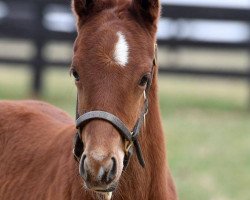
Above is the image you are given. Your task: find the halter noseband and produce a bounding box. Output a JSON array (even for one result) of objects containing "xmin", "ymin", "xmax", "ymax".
[{"xmin": 73, "ymin": 44, "xmax": 157, "ymax": 169}]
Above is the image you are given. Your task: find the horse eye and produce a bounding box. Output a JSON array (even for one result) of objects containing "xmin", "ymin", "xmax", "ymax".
[
  {"xmin": 71, "ymin": 69, "xmax": 80, "ymax": 81},
  {"xmin": 139, "ymin": 74, "xmax": 150, "ymax": 87}
]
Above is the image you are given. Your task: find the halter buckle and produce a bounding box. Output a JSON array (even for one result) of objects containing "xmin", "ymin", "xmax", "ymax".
[{"xmin": 124, "ymin": 132, "xmax": 133, "ymax": 155}]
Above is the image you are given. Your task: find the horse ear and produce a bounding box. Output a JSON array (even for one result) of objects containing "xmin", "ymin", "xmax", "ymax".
[
  {"xmin": 131, "ymin": 0, "xmax": 160, "ymax": 25},
  {"xmin": 72, "ymin": 0, "xmax": 116, "ymax": 20},
  {"xmin": 72, "ymin": 0, "xmax": 94, "ymax": 18}
]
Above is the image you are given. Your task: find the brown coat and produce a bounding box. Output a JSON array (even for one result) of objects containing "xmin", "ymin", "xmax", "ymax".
[{"xmin": 0, "ymin": 0, "xmax": 177, "ymax": 199}]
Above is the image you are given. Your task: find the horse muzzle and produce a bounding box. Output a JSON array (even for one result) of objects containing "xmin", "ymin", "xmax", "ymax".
[{"xmin": 79, "ymin": 153, "xmax": 118, "ymax": 191}]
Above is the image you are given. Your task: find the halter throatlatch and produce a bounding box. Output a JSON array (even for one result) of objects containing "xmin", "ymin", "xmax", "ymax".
[{"xmin": 73, "ymin": 44, "xmax": 157, "ymax": 169}]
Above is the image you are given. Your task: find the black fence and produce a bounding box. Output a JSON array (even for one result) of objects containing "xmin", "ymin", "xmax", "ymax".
[
  {"xmin": 0, "ymin": 0, "xmax": 75, "ymax": 93},
  {"xmin": 0, "ymin": 1, "xmax": 250, "ymax": 96},
  {"xmin": 159, "ymin": 4, "xmax": 250, "ymax": 80}
]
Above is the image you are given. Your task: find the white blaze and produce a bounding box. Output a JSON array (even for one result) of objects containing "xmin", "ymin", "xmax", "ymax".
[{"xmin": 114, "ymin": 31, "xmax": 129, "ymax": 66}]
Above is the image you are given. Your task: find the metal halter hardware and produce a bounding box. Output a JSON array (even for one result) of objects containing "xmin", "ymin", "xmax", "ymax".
[{"xmin": 73, "ymin": 44, "xmax": 157, "ymax": 169}]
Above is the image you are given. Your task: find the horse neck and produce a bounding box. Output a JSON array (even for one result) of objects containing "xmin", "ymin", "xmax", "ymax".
[
  {"xmin": 146, "ymin": 69, "xmax": 164, "ymax": 138},
  {"xmin": 120, "ymin": 70, "xmax": 176, "ymax": 199},
  {"xmin": 146, "ymin": 68, "xmax": 169, "ymax": 178}
]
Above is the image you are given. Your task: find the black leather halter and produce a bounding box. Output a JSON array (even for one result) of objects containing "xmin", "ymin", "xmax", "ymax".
[{"xmin": 73, "ymin": 44, "xmax": 157, "ymax": 169}]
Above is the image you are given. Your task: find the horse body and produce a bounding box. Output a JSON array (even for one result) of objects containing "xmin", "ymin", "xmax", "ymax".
[
  {"xmin": 0, "ymin": 93, "xmax": 176, "ymax": 199},
  {"xmin": 0, "ymin": 0, "xmax": 177, "ymax": 199},
  {"xmin": 0, "ymin": 101, "xmax": 80, "ymax": 199}
]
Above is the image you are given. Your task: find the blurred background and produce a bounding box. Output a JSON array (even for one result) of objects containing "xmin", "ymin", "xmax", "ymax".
[{"xmin": 1, "ymin": 0, "xmax": 250, "ymax": 199}]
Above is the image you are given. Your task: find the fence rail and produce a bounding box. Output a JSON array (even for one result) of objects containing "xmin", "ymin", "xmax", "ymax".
[
  {"xmin": 162, "ymin": 5, "xmax": 250, "ymax": 21},
  {"xmin": 0, "ymin": 1, "xmax": 250, "ymax": 97}
]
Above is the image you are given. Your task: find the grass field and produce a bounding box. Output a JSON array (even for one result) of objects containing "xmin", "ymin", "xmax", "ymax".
[{"xmin": 1, "ymin": 66, "xmax": 250, "ymax": 200}]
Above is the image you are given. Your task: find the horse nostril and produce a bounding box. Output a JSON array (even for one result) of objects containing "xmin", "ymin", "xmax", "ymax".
[
  {"xmin": 80, "ymin": 154, "xmax": 117, "ymax": 186},
  {"xmin": 106, "ymin": 157, "xmax": 117, "ymax": 184},
  {"xmin": 79, "ymin": 154, "xmax": 88, "ymax": 181}
]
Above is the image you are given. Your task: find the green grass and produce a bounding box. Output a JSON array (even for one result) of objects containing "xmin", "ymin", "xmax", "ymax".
[
  {"xmin": 1, "ymin": 66, "xmax": 250, "ymax": 200},
  {"xmin": 159, "ymin": 77, "xmax": 250, "ymax": 200}
]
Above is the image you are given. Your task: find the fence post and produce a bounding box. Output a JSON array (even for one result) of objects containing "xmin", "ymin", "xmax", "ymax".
[
  {"xmin": 32, "ymin": 1, "xmax": 46, "ymax": 96},
  {"xmin": 32, "ymin": 40, "xmax": 44, "ymax": 96},
  {"xmin": 248, "ymin": 15, "xmax": 250, "ymax": 110},
  {"xmin": 248, "ymin": 63, "xmax": 250, "ymax": 110}
]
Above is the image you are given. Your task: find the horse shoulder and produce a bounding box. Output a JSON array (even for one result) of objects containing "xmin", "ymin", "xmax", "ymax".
[
  {"xmin": 0, "ymin": 100, "xmax": 84, "ymax": 200},
  {"xmin": 19, "ymin": 100, "xmax": 73, "ymax": 124},
  {"xmin": 0, "ymin": 99, "xmax": 75, "ymax": 150}
]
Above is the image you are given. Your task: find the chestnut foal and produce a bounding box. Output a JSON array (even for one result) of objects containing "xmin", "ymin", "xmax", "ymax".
[{"xmin": 0, "ymin": 0, "xmax": 177, "ymax": 199}]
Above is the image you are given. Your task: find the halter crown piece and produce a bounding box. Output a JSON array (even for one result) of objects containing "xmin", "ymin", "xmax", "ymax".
[{"xmin": 73, "ymin": 44, "xmax": 158, "ymax": 169}]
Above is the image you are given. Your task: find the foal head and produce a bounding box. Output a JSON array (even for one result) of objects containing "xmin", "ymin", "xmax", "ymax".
[{"xmin": 71, "ymin": 0, "xmax": 160, "ymax": 193}]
